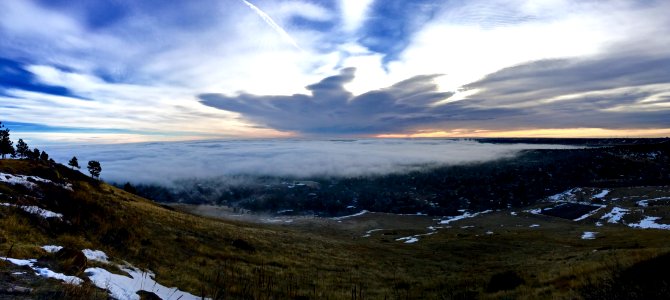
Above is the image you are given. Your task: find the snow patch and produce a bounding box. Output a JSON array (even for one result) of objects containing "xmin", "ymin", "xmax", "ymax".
[
  {"xmin": 601, "ymin": 207, "xmax": 629, "ymax": 224},
  {"xmin": 636, "ymin": 197, "xmax": 670, "ymax": 207},
  {"xmin": 439, "ymin": 210, "xmax": 492, "ymax": 224},
  {"xmin": 82, "ymin": 249, "xmax": 109, "ymax": 263},
  {"xmin": 21, "ymin": 206, "xmax": 63, "ymax": 219},
  {"xmin": 0, "ymin": 172, "xmax": 73, "ymax": 191},
  {"xmin": 529, "ymin": 224, "xmax": 540, "ymax": 228},
  {"xmin": 395, "ymin": 231, "xmax": 437, "ymax": 244},
  {"xmin": 526, "ymin": 208, "xmax": 542, "ymax": 215},
  {"xmin": 0, "ymin": 202, "xmax": 63, "ymax": 220},
  {"xmin": 581, "ymin": 232, "xmax": 597, "ymax": 240},
  {"xmin": 86, "ymin": 266, "xmax": 204, "ymax": 300},
  {"xmin": 1, "ymin": 257, "xmax": 83, "ymax": 285},
  {"xmin": 593, "ymin": 190, "xmax": 610, "ymax": 199},
  {"xmin": 395, "ymin": 237, "xmax": 419, "ymax": 244},
  {"xmin": 547, "ymin": 188, "xmax": 580, "ymax": 202},
  {"xmin": 41, "ymin": 245, "xmax": 63, "ymax": 253},
  {"xmin": 332, "ymin": 210, "xmax": 369, "ymax": 220},
  {"xmin": 573, "ymin": 205, "xmax": 607, "ymax": 221},
  {"xmin": 362, "ymin": 228, "xmax": 384, "ymax": 238},
  {"xmin": 628, "ymin": 216, "xmax": 670, "ymax": 230}
]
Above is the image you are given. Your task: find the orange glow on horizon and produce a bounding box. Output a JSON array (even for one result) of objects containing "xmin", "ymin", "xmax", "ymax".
[{"xmin": 375, "ymin": 128, "xmax": 670, "ymax": 139}]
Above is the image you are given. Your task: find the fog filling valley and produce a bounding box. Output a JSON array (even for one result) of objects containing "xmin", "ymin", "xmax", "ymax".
[{"xmin": 44, "ymin": 139, "xmax": 576, "ymax": 185}]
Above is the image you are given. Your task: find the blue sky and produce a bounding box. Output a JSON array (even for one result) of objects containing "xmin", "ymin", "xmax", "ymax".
[{"xmin": 1, "ymin": 0, "xmax": 669, "ymax": 143}]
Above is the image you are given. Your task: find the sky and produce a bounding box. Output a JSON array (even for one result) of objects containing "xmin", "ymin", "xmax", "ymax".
[{"xmin": 1, "ymin": 0, "xmax": 670, "ymax": 144}]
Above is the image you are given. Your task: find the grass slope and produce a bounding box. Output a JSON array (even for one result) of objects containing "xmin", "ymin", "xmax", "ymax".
[{"xmin": 1, "ymin": 159, "xmax": 670, "ymax": 299}]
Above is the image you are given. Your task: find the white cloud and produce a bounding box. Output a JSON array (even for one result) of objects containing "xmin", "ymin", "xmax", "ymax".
[
  {"xmin": 339, "ymin": 0, "xmax": 374, "ymax": 32},
  {"xmin": 44, "ymin": 139, "xmax": 577, "ymax": 184}
]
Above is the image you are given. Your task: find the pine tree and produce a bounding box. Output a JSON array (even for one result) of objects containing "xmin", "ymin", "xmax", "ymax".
[
  {"xmin": 68, "ymin": 156, "xmax": 80, "ymax": 170},
  {"xmin": 16, "ymin": 139, "xmax": 29, "ymax": 158},
  {"xmin": 87, "ymin": 160, "xmax": 102, "ymax": 179},
  {"xmin": 0, "ymin": 122, "xmax": 14, "ymax": 159},
  {"xmin": 40, "ymin": 151, "xmax": 49, "ymax": 161},
  {"xmin": 30, "ymin": 148, "xmax": 40, "ymax": 160}
]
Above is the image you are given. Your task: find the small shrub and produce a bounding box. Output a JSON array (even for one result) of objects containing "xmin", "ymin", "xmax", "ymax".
[{"xmin": 486, "ymin": 270, "xmax": 525, "ymax": 293}]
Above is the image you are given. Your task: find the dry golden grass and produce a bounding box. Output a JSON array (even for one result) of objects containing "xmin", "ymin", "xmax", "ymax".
[{"xmin": 2, "ymin": 159, "xmax": 670, "ymax": 299}]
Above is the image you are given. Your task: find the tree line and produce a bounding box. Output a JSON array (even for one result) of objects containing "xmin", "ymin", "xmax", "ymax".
[{"xmin": 0, "ymin": 122, "xmax": 102, "ymax": 179}]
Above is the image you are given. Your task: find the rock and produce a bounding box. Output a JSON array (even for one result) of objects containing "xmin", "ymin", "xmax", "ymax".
[{"xmin": 137, "ymin": 290, "xmax": 162, "ymax": 300}]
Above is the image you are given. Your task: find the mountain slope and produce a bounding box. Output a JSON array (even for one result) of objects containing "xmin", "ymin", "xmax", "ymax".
[{"xmin": 2, "ymin": 158, "xmax": 670, "ymax": 299}]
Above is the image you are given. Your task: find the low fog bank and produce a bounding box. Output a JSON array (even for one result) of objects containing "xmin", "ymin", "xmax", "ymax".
[{"xmin": 44, "ymin": 139, "xmax": 577, "ymax": 184}]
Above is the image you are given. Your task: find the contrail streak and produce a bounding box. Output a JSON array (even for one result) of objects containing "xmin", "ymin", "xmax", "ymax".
[{"xmin": 241, "ymin": 0, "xmax": 302, "ymax": 50}]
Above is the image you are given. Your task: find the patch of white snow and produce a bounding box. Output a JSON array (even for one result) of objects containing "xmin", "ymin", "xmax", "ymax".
[
  {"xmin": 41, "ymin": 245, "xmax": 63, "ymax": 253},
  {"xmin": 593, "ymin": 190, "xmax": 610, "ymax": 199},
  {"xmin": 628, "ymin": 216, "xmax": 670, "ymax": 230},
  {"xmin": 0, "ymin": 203, "xmax": 63, "ymax": 220},
  {"xmin": 1, "ymin": 256, "xmax": 83, "ymax": 285},
  {"xmin": 85, "ymin": 266, "xmax": 205, "ymax": 300},
  {"xmin": 573, "ymin": 205, "xmax": 607, "ymax": 221},
  {"xmin": 82, "ymin": 249, "xmax": 109, "ymax": 263},
  {"xmin": 581, "ymin": 232, "xmax": 597, "ymax": 240},
  {"xmin": 332, "ymin": 210, "xmax": 369, "ymax": 220},
  {"xmin": 600, "ymin": 207, "xmax": 629, "ymax": 224},
  {"xmin": 439, "ymin": 210, "xmax": 492, "ymax": 224}
]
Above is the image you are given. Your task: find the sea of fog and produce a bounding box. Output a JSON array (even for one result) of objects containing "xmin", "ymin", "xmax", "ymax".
[{"xmin": 44, "ymin": 139, "xmax": 578, "ymax": 184}]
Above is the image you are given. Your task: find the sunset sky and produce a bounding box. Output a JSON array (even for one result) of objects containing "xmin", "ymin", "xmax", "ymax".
[{"xmin": 1, "ymin": 0, "xmax": 669, "ymax": 143}]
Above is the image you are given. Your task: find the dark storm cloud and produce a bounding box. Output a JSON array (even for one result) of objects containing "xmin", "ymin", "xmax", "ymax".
[
  {"xmin": 465, "ymin": 55, "xmax": 670, "ymax": 106},
  {"xmin": 199, "ymin": 68, "xmax": 516, "ymax": 134},
  {"xmin": 459, "ymin": 53, "xmax": 670, "ymax": 129},
  {"xmin": 200, "ymin": 53, "xmax": 670, "ymax": 135}
]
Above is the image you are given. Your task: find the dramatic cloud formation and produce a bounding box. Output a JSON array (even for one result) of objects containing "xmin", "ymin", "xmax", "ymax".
[
  {"xmin": 0, "ymin": 0, "xmax": 669, "ymax": 141},
  {"xmin": 45, "ymin": 139, "xmax": 577, "ymax": 184},
  {"xmin": 199, "ymin": 68, "xmax": 499, "ymax": 134}
]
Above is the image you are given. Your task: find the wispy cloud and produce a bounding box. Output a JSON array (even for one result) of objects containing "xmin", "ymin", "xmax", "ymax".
[{"xmin": 241, "ymin": 0, "xmax": 302, "ymax": 50}]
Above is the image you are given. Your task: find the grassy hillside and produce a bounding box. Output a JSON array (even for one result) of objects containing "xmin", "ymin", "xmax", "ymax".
[{"xmin": 2, "ymin": 158, "xmax": 670, "ymax": 299}]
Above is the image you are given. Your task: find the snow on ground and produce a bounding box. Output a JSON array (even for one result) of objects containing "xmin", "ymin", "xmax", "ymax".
[
  {"xmin": 0, "ymin": 202, "xmax": 63, "ymax": 220},
  {"xmin": 526, "ymin": 208, "xmax": 542, "ymax": 215},
  {"xmin": 41, "ymin": 245, "xmax": 63, "ymax": 253},
  {"xmin": 82, "ymin": 249, "xmax": 109, "ymax": 263},
  {"xmin": 439, "ymin": 210, "xmax": 492, "ymax": 224},
  {"xmin": 601, "ymin": 207, "xmax": 629, "ymax": 224},
  {"xmin": 395, "ymin": 230, "xmax": 438, "ymax": 244},
  {"xmin": 529, "ymin": 224, "xmax": 540, "ymax": 228},
  {"xmin": 593, "ymin": 190, "xmax": 610, "ymax": 199},
  {"xmin": 395, "ymin": 237, "xmax": 419, "ymax": 244},
  {"xmin": 510, "ymin": 211, "xmax": 517, "ymax": 216},
  {"xmin": 628, "ymin": 216, "xmax": 670, "ymax": 230},
  {"xmin": 581, "ymin": 232, "xmax": 598, "ymax": 240},
  {"xmin": 332, "ymin": 210, "xmax": 369, "ymax": 221},
  {"xmin": 0, "ymin": 172, "xmax": 73, "ymax": 191},
  {"xmin": 573, "ymin": 205, "xmax": 607, "ymax": 221},
  {"xmin": 362, "ymin": 229, "xmax": 384, "ymax": 238},
  {"xmin": 86, "ymin": 266, "xmax": 204, "ymax": 300},
  {"xmin": 1, "ymin": 257, "xmax": 83, "ymax": 285},
  {"xmin": 21, "ymin": 206, "xmax": 63, "ymax": 219},
  {"xmin": 547, "ymin": 188, "xmax": 580, "ymax": 202},
  {"xmin": 637, "ymin": 197, "xmax": 670, "ymax": 207}
]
